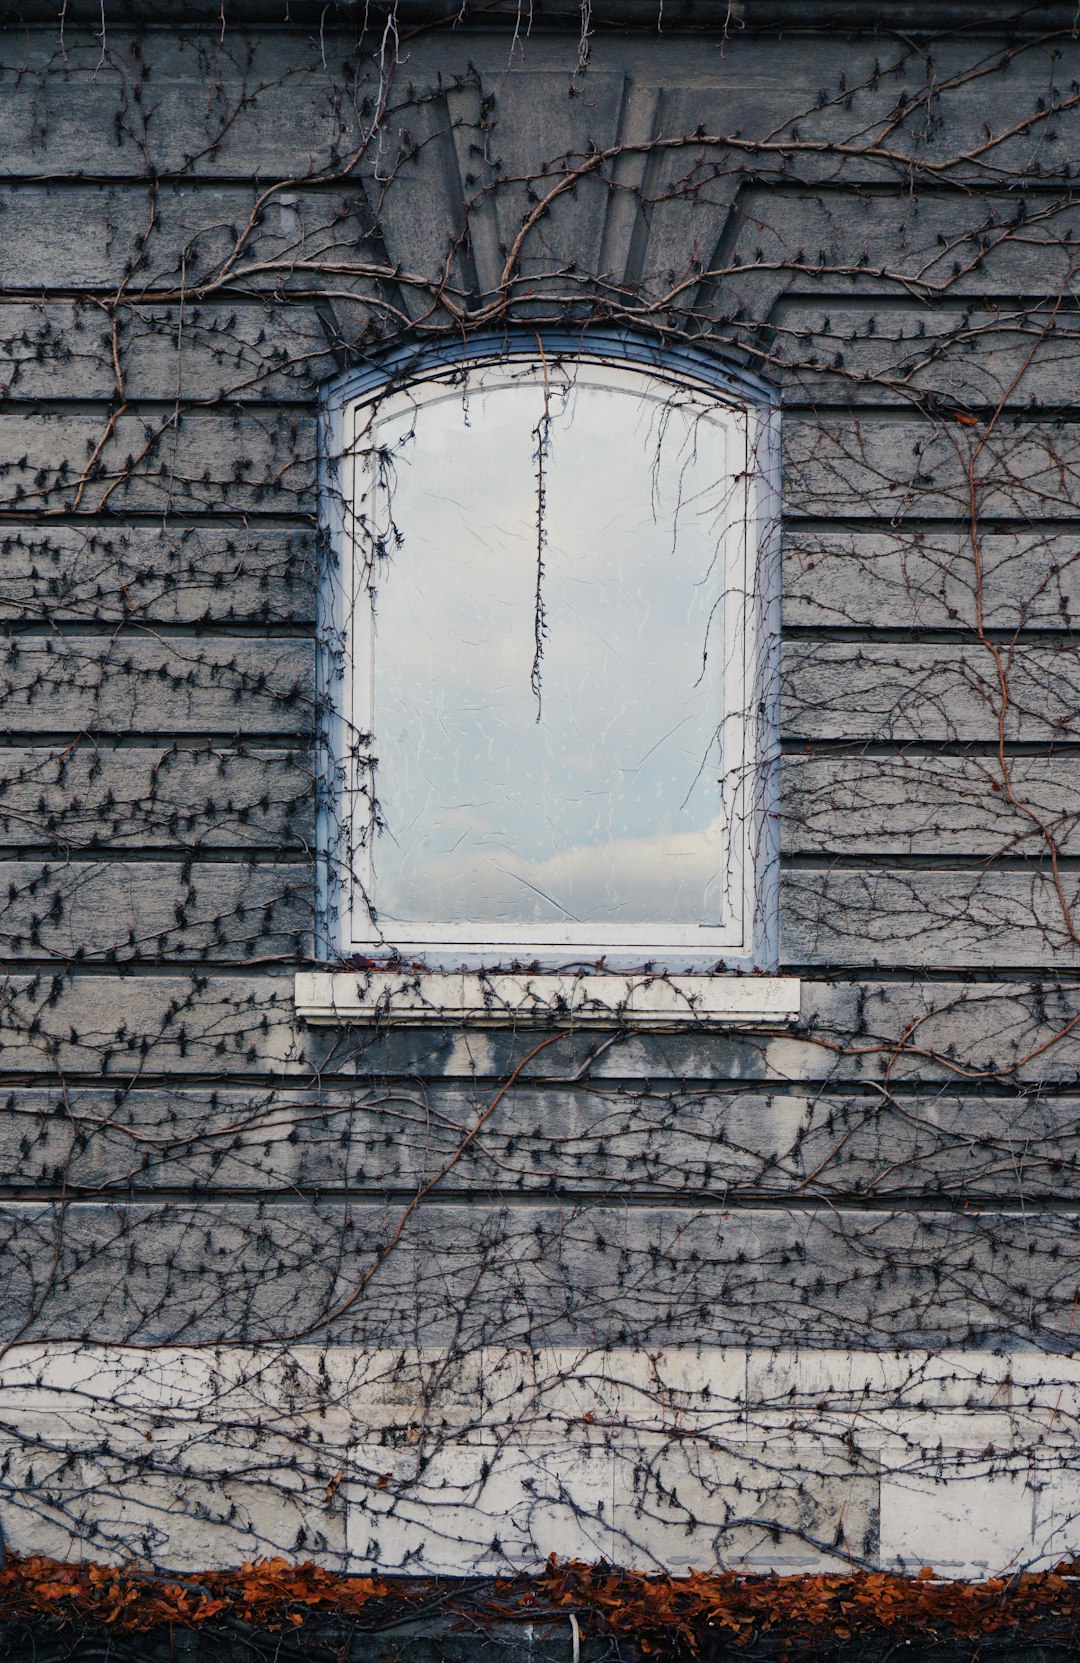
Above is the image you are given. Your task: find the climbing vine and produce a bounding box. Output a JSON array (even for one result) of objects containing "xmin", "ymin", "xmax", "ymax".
[{"xmin": 1, "ymin": 3, "xmax": 1080, "ymax": 1651}]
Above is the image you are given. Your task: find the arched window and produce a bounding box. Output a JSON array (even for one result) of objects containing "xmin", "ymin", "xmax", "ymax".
[{"xmin": 304, "ymin": 334, "xmax": 793, "ymax": 1024}]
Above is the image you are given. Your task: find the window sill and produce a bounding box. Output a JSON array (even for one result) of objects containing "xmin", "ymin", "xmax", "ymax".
[{"xmin": 294, "ymin": 970, "xmax": 801, "ymax": 1028}]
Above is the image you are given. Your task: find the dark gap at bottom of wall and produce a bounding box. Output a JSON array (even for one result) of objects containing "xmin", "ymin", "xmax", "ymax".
[{"xmin": 0, "ymin": 1617, "xmax": 1072, "ymax": 1663}]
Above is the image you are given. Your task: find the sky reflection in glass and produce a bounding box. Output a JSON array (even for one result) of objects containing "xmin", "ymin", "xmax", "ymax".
[{"xmin": 360, "ymin": 363, "xmax": 736, "ymax": 935}]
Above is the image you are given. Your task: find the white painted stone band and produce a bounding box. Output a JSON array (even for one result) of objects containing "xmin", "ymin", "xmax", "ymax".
[{"xmin": 1, "ymin": 1342, "xmax": 1079, "ymax": 1579}]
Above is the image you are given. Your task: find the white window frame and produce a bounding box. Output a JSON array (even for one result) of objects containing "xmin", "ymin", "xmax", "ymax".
[{"xmin": 303, "ymin": 332, "xmax": 796, "ymax": 1027}]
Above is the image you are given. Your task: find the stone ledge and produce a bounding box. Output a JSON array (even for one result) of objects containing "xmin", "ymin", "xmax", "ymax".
[{"xmin": 294, "ymin": 970, "xmax": 802, "ymax": 1028}]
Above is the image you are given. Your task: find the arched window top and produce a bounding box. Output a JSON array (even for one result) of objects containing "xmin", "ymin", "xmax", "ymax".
[
  {"xmin": 324, "ymin": 327, "xmax": 777, "ymax": 424},
  {"xmin": 311, "ymin": 333, "xmax": 788, "ymax": 1015}
]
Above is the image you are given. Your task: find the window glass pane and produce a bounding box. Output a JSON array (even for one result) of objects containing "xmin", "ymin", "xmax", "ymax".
[{"xmin": 357, "ymin": 362, "xmax": 738, "ymax": 937}]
